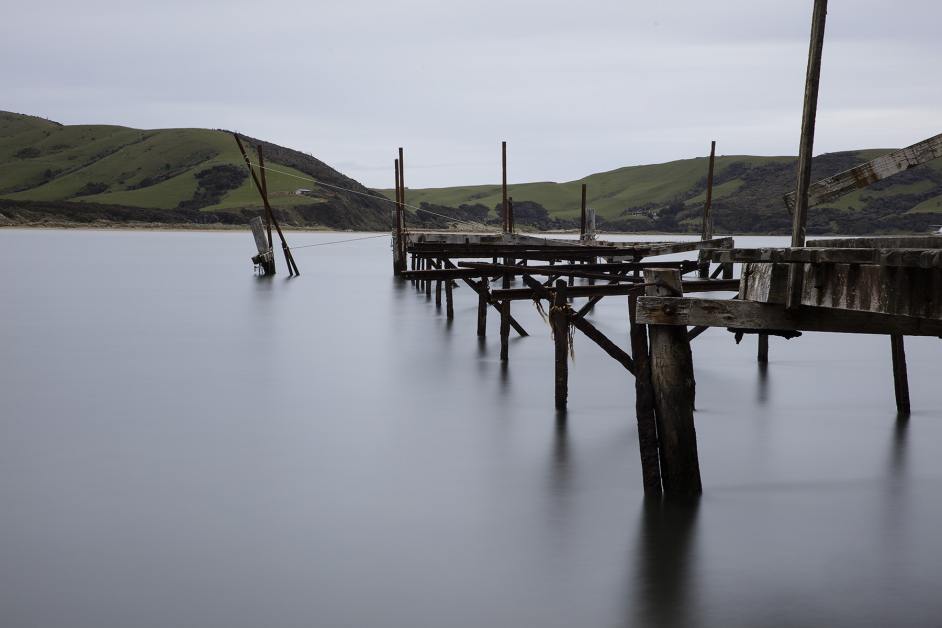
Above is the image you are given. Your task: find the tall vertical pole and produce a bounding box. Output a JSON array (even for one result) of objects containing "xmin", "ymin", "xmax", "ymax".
[
  {"xmin": 394, "ymin": 158, "xmax": 404, "ymax": 274},
  {"xmin": 791, "ymin": 0, "xmax": 828, "ymax": 248},
  {"xmin": 787, "ymin": 0, "xmax": 828, "ymax": 308},
  {"xmin": 698, "ymin": 141, "xmax": 716, "ymax": 278},
  {"xmin": 580, "ymin": 183, "xmax": 588, "ymax": 240},
  {"xmin": 501, "ymin": 141, "xmax": 508, "ymax": 234},
  {"xmin": 398, "ymin": 147, "xmax": 407, "ymax": 272}
]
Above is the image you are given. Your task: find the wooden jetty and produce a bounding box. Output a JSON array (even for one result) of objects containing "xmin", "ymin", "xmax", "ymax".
[{"xmin": 390, "ymin": 0, "xmax": 942, "ymax": 500}]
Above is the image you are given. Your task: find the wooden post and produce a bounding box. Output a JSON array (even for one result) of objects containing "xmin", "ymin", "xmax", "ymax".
[
  {"xmin": 500, "ymin": 300, "xmax": 510, "ymax": 361},
  {"xmin": 477, "ymin": 279, "xmax": 488, "ymax": 336},
  {"xmin": 699, "ymin": 140, "xmax": 716, "ymax": 278},
  {"xmin": 508, "ymin": 196, "xmax": 514, "ymax": 235},
  {"xmin": 393, "ymin": 158, "xmax": 405, "ymax": 275},
  {"xmin": 758, "ymin": 333, "xmax": 769, "ymax": 363},
  {"xmin": 890, "ymin": 334, "xmax": 910, "ymax": 415},
  {"xmin": 501, "ymin": 141, "xmax": 508, "ymax": 233},
  {"xmin": 629, "ymin": 291, "xmax": 663, "ymax": 497},
  {"xmin": 426, "ymin": 260, "xmax": 432, "ymax": 298},
  {"xmin": 398, "ymin": 147, "xmax": 407, "ymax": 274},
  {"xmin": 445, "ymin": 278, "xmax": 454, "ymax": 319},
  {"xmin": 643, "ymin": 268, "xmax": 702, "ymax": 497},
  {"xmin": 551, "ymin": 279, "xmax": 570, "ymax": 409},
  {"xmin": 580, "ymin": 183, "xmax": 587, "ymax": 240},
  {"xmin": 787, "ymin": 0, "xmax": 828, "ymax": 307}
]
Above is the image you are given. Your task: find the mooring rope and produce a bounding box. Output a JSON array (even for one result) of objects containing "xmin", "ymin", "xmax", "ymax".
[
  {"xmin": 246, "ymin": 161, "xmax": 500, "ymax": 233},
  {"xmin": 288, "ymin": 233, "xmax": 389, "ymax": 250}
]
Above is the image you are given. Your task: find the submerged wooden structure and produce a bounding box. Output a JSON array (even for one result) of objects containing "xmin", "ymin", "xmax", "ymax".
[{"xmin": 389, "ymin": 0, "xmax": 942, "ymax": 499}]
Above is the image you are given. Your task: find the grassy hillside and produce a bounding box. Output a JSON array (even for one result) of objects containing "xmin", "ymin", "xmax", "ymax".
[
  {"xmin": 0, "ymin": 111, "xmax": 391, "ymax": 229},
  {"xmin": 4, "ymin": 110, "xmax": 941, "ymax": 234},
  {"xmin": 384, "ymin": 148, "xmax": 942, "ymax": 235}
]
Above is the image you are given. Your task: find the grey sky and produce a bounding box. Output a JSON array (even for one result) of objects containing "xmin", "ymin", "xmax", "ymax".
[{"xmin": 3, "ymin": 0, "xmax": 940, "ymax": 188}]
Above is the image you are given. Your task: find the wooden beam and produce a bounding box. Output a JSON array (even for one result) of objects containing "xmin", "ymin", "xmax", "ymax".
[
  {"xmin": 636, "ymin": 296, "xmax": 942, "ymax": 336},
  {"xmin": 491, "ymin": 279, "xmax": 739, "ymax": 302},
  {"xmin": 785, "ymin": 132, "xmax": 942, "ymax": 212}
]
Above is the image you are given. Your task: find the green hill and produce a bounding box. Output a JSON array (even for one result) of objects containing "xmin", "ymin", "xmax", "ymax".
[
  {"xmin": 3, "ymin": 110, "xmax": 940, "ymax": 234},
  {"xmin": 384, "ymin": 149, "xmax": 942, "ymax": 235},
  {"xmin": 0, "ymin": 111, "xmax": 391, "ymax": 229}
]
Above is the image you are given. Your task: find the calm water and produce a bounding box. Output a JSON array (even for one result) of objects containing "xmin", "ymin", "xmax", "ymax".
[{"xmin": 2, "ymin": 229, "xmax": 942, "ymax": 627}]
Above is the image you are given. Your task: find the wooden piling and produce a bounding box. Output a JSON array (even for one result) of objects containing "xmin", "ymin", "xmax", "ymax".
[
  {"xmin": 758, "ymin": 333, "xmax": 769, "ymax": 363},
  {"xmin": 551, "ymin": 279, "xmax": 570, "ymax": 409},
  {"xmin": 580, "ymin": 183, "xmax": 587, "ymax": 240},
  {"xmin": 501, "ymin": 141, "xmax": 508, "ymax": 233},
  {"xmin": 890, "ymin": 334, "xmax": 910, "ymax": 415},
  {"xmin": 500, "ymin": 300, "xmax": 510, "ymax": 361},
  {"xmin": 445, "ymin": 279, "xmax": 454, "ymax": 319},
  {"xmin": 644, "ymin": 268, "xmax": 702, "ymax": 497},
  {"xmin": 477, "ymin": 280, "xmax": 488, "ymax": 336},
  {"xmin": 629, "ymin": 292, "xmax": 663, "ymax": 497},
  {"xmin": 393, "ymin": 158, "xmax": 405, "ymax": 274},
  {"xmin": 435, "ymin": 280, "xmax": 442, "ymax": 307}
]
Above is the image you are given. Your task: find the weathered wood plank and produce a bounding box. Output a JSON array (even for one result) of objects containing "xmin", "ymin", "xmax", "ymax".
[
  {"xmin": 714, "ymin": 247, "xmax": 942, "ymax": 268},
  {"xmin": 636, "ymin": 296, "xmax": 942, "ymax": 336},
  {"xmin": 740, "ymin": 262, "xmax": 942, "ymax": 319},
  {"xmin": 490, "ymin": 279, "xmax": 739, "ymax": 301},
  {"xmin": 784, "ymin": 132, "xmax": 942, "ymax": 212}
]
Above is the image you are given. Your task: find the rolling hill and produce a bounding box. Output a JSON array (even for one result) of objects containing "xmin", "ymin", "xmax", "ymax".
[
  {"xmin": 0, "ymin": 111, "xmax": 391, "ymax": 229},
  {"xmin": 3, "ymin": 110, "xmax": 941, "ymax": 234}
]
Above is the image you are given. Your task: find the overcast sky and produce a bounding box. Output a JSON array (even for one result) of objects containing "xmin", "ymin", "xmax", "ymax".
[{"xmin": 3, "ymin": 0, "xmax": 940, "ymax": 188}]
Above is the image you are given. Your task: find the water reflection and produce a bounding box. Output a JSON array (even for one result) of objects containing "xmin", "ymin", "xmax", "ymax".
[
  {"xmin": 628, "ymin": 499, "xmax": 700, "ymax": 628},
  {"xmin": 756, "ymin": 361, "xmax": 769, "ymax": 405}
]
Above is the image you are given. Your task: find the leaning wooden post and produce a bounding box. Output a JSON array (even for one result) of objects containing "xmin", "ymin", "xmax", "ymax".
[
  {"xmin": 643, "ymin": 268, "xmax": 702, "ymax": 497},
  {"xmin": 758, "ymin": 333, "xmax": 769, "ymax": 363},
  {"xmin": 551, "ymin": 279, "xmax": 571, "ymax": 409},
  {"xmin": 477, "ymin": 279, "xmax": 488, "ymax": 337},
  {"xmin": 629, "ymin": 290, "xmax": 663, "ymax": 497},
  {"xmin": 787, "ymin": 0, "xmax": 828, "ymax": 307},
  {"xmin": 890, "ymin": 334, "xmax": 911, "ymax": 415},
  {"xmin": 698, "ymin": 140, "xmax": 716, "ymax": 278}
]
